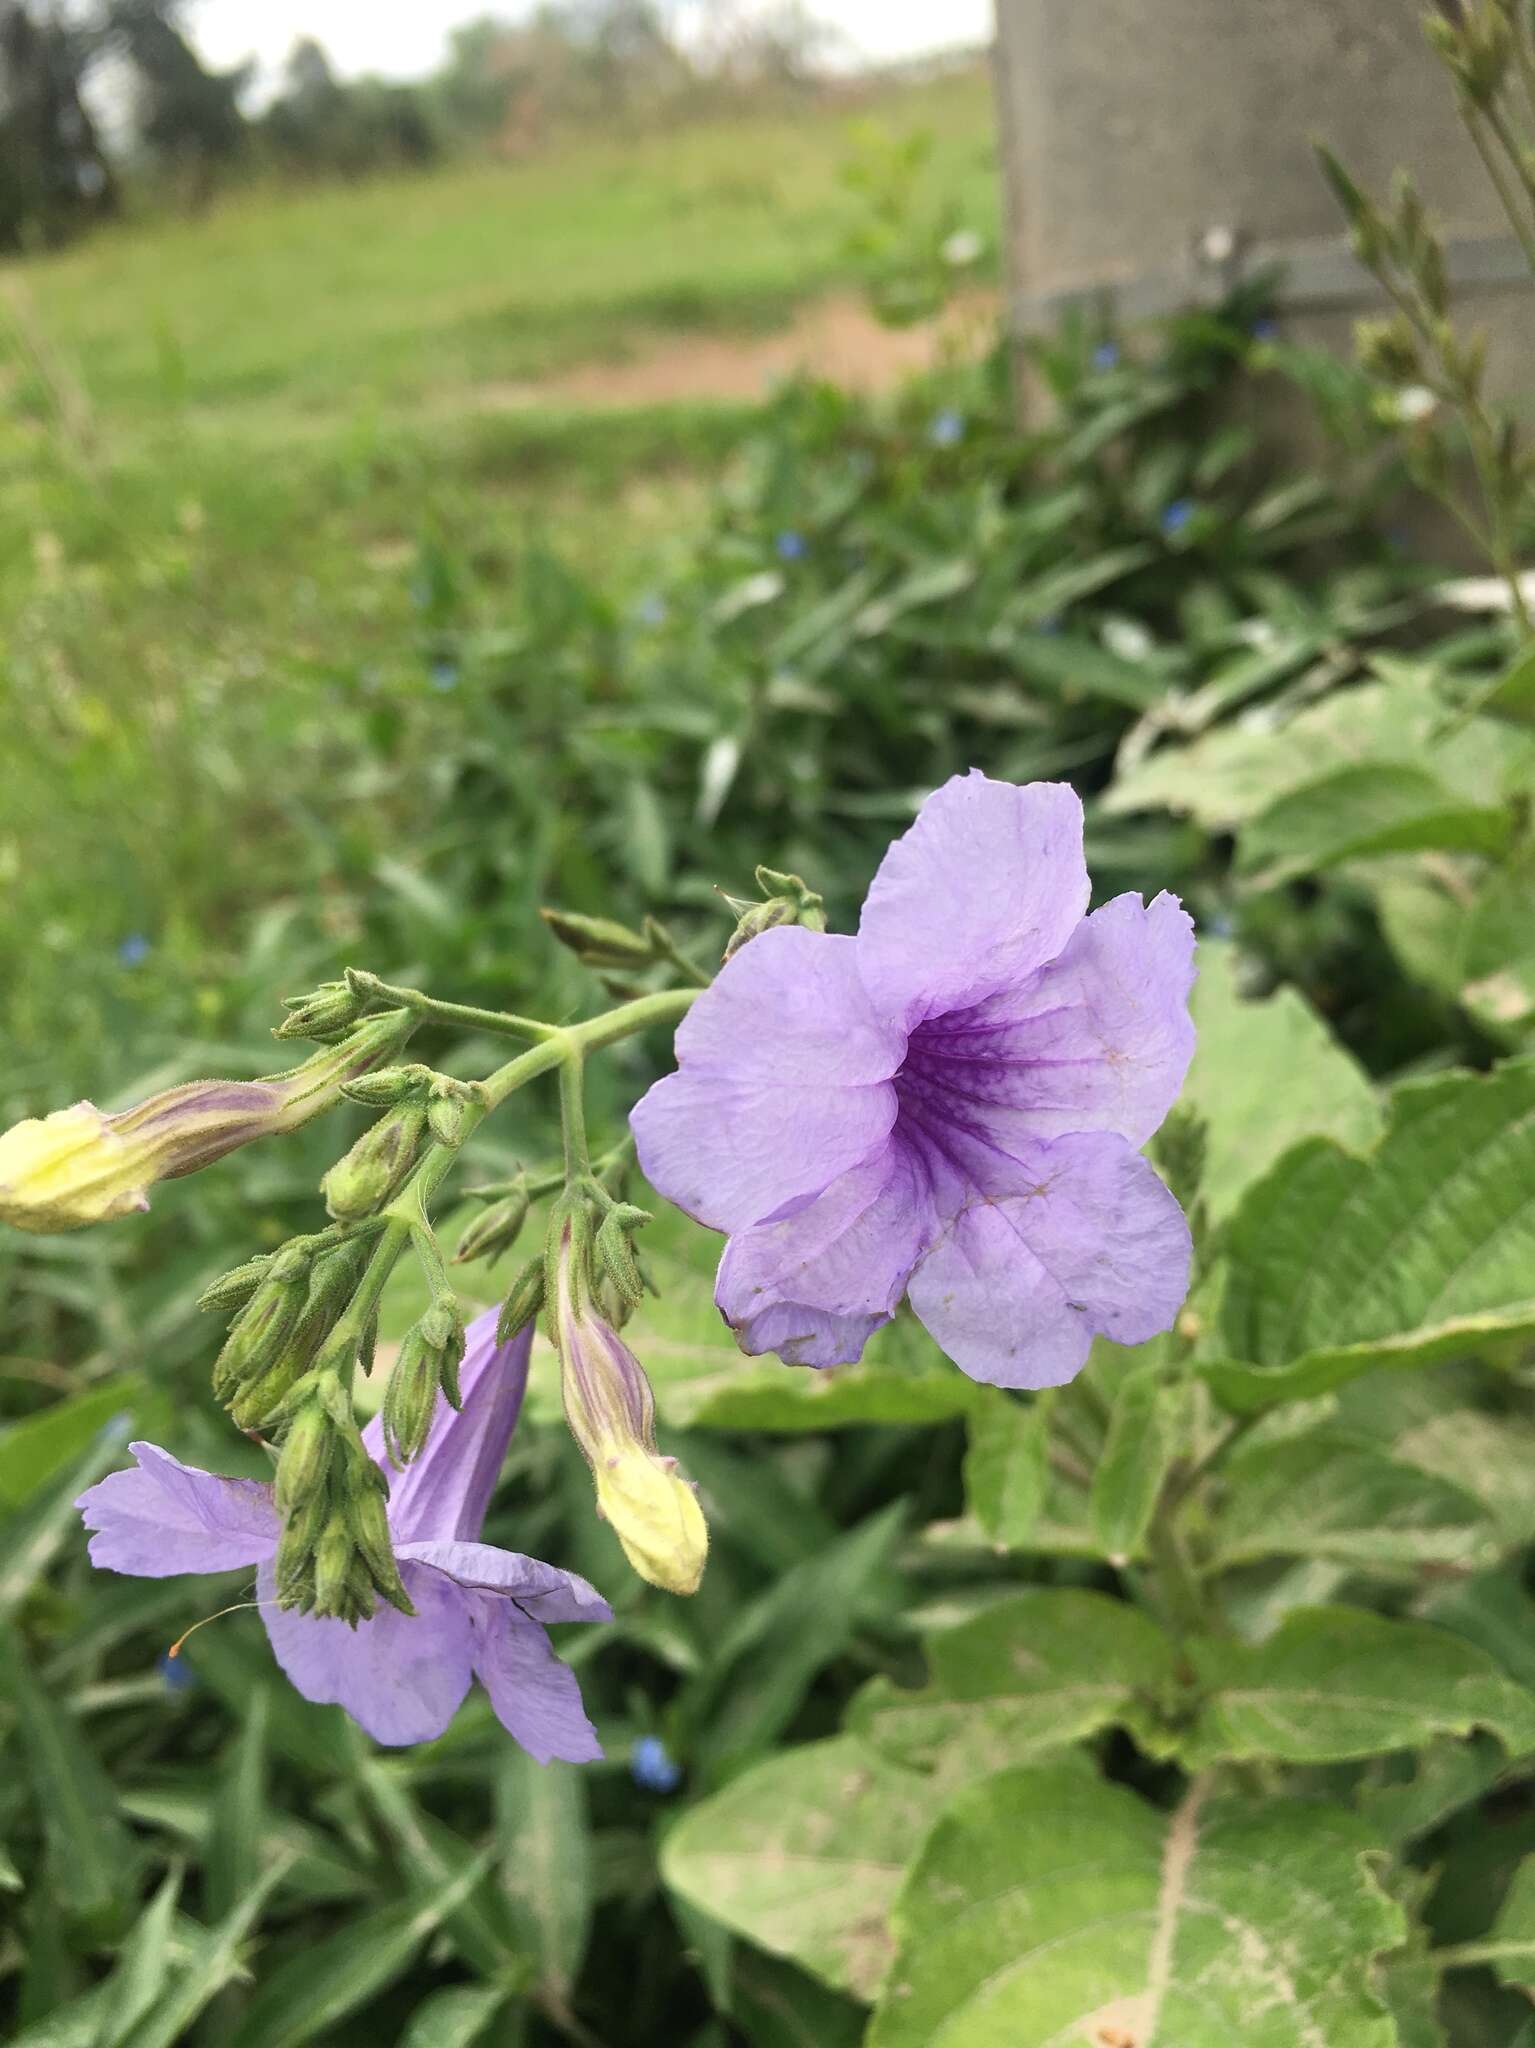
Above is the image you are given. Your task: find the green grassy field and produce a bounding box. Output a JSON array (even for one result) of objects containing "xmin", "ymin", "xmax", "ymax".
[{"xmin": 0, "ymin": 67, "xmax": 997, "ymax": 1094}]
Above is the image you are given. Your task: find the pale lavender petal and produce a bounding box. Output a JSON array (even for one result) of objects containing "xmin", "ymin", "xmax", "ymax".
[
  {"xmin": 716, "ymin": 1145, "xmax": 933, "ymax": 1366},
  {"xmin": 394, "ymin": 1540, "xmax": 611, "ymax": 1624},
  {"xmin": 257, "ymin": 1559, "xmax": 474, "ymax": 1745},
  {"xmin": 631, "ymin": 927, "xmax": 902, "ymax": 1233},
  {"xmin": 908, "ymin": 1133, "xmax": 1191, "ymax": 1388},
  {"xmin": 76, "ymin": 1442, "xmax": 279, "ymax": 1576},
  {"xmin": 856, "ymin": 772, "xmax": 1089, "ymax": 1027},
  {"xmin": 899, "ymin": 892, "xmax": 1197, "ymax": 1149},
  {"xmin": 467, "ymin": 1595, "xmax": 603, "ymax": 1764},
  {"xmin": 366, "ymin": 1314, "xmax": 532, "ymax": 1543}
]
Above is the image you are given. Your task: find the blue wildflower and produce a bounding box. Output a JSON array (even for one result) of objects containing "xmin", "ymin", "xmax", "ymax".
[
  {"xmin": 1250, "ymin": 317, "xmax": 1279, "ymax": 342},
  {"xmin": 631, "ymin": 1734, "xmax": 683, "ymax": 1793},
  {"xmin": 929, "ymin": 408, "xmax": 964, "ymax": 448},
  {"xmin": 429, "ymin": 657, "xmax": 459, "ymax": 692},
  {"xmin": 774, "ymin": 531, "xmax": 807, "ymax": 562},
  {"xmin": 1038, "ymin": 614, "xmax": 1063, "ymax": 636},
  {"xmin": 1160, "ymin": 499, "xmax": 1195, "ymax": 537},
  {"xmin": 1092, "ymin": 341, "xmax": 1120, "ymax": 370},
  {"xmin": 117, "ymin": 934, "xmax": 151, "ymax": 969},
  {"xmin": 633, "ymin": 592, "xmax": 668, "ymax": 628}
]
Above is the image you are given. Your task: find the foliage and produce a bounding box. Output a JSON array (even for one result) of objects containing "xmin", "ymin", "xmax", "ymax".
[{"xmin": 7, "ymin": 117, "xmax": 1535, "ymax": 2046}]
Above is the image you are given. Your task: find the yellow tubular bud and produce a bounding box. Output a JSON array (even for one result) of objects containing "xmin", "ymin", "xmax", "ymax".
[
  {"xmin": 0, "ymin": 1102, "xmax": 148, "ymax": 1233},
  {"xmin": 594, "ymin": 1448, "xmax": 709, "ymax": 1596}
]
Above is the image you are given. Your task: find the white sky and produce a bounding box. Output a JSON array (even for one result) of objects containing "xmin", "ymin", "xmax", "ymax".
[{"xmin": 189, "ymin": 1, "xmax": 993, "ymax": 88}]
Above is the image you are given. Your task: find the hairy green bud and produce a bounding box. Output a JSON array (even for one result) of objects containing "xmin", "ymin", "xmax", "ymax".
[
  {"xmin": 197, "ymin": 1252, "xmax": 275, "ymax": 1315},
  {"xmin": 723, "ymin": 867, "xmax": 826, "ymax": 960},
  {"xmin": 210, "ymin": 1249, "xmax": 310, "ymax": 1400},
  {"xmin": 274, "ymin": 979, "xmax": 365, "ymax": 1042},
  {"xmin": 541, "ymin": 907, "xmax": 656, "ymax": 968},
  {"xmin": 321, "ymin": 1101, "xmax": 428, "ymax": 1220},
  {"xmin": 273, "ymin": 1399, "xmax": 333, "ymax": 1516},
  {"xmin": 497, "ymin": 1253, "xmax": 546, "ymax": 1343},
  {"xmin": 453, "ymin": 1180, "xmax": 531, "ymax": 1266}
]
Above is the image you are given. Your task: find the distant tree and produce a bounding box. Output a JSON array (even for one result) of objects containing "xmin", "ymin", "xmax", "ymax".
[
  {"xmin": 260, "ymin": 36, "xmax": 439, "ymax": 180},
  {"xmin": 0, "ymin": 1, "xmax": 116, "ymax": 249},
  {"xmin": 98, "ymin": 0, "xmax": 248, "ymax": 207}
]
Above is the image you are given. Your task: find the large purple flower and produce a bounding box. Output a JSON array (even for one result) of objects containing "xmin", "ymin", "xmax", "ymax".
[
  {"xmin": 632, "ymin": 771, "xmax": 1196, "ymax": 1388},
  {"xmin": 76, "ymin": 1312, "xmax": 609, "ymax": 1755}
]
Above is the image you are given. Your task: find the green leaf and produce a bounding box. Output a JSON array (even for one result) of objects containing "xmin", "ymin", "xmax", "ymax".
[
  {"xmin": 1206, "ymin": 1430, "xmax": 1500, "ymax": 1572},
  {"xmin": 0, "ymin": 1380, "xmax": 163, "ymax": 1512},
  {"xmin": 496, "ymin": 1753, "xmax": 591, "ymax": 2001},
  {"xmin": 1183, "ymin": 939, "xmax": 1382, "ymax": 1219},
  {"xmin": 869, "ymin": 1770, "xmax": 1404, "ymax": 2047},
  {"xmin": 206, "ymin": 1687, "xmax": 270, "ymax": 1923},
  {"xmin": 1002, "ymin": 631, "xmax": 1165, "ymax": 711},
  {"xmin": 224, "ymin": 1853, "xmax": 492, "ymax": 2048},
  {"xmin": 660, "ymin": 1735, "xmax": 939, "ymax": 2000},
  {"xmin": 1238, "ymin": 761, "xmax": 1509, "ymax": 887},
  {"xmin": 1182, "ymin": 1607, "xmax": 1535, "ymax": 1766},
  {"xmin": 1458, "ymin": 639, "xmax": 1535, "ymax": 728},
  {"xmin": 359, "ymin": 1763, "xmax": 521, "ymax": 1980},
  {"xmin": 1483, "ymin": 1856, "xmax": 1535, "ymax": 1987},
  {"xmin": 1370, "ymin": 849, "xmax": 1535, "ymax": 1042},
  {"xmin": 0, "ymin": 1427, "xmax": 144, "ymax": 1621},
  {"xmin": 1208, "ymin": 1059, "xmax": 1535, "ymax": 1409},
  {"xmin": 94, "ymin": 1867, "xmax": 182, "ymax": 2048},
  {"xmin": 114, "ymin": 1860, "xmax": 293, "ymax": 2048},
  {"xmin": 963, "ymin": 1390, "xmax": 1048, "ymax": 1549},
  {"xmin": 850, "ymin": 1589, "xmax": 1179, "ymax": 1774},
  {"xmin": 731, "ymin": 1949, "xmax": 866, "ymax": 2048},
  {"xmin": 1090, "ymin": 1363, "xmax": 1186, "ymax": 1564},
  {"xmin": 398, "ymin": 1985, "xmax": 520, "ymax": 2048}
]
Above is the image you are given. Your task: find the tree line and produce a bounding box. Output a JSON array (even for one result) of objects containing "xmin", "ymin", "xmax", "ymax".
[{"xmin": 0, "ymin": 0, "xmax": 832, "ymax": 252}]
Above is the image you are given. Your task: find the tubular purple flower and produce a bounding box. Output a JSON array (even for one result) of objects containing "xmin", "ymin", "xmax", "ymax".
[
  {"xmin": 75, "ymin": 1310, "xmax": 609, "ymax": 1755},
  {"xmin": 631, "ymin": 770, "xmax": 1197, "ymax": 1391},
  {"xmin": 553, "ymin": 1222, "xmax": 707, "ymax": 1596},
  {"xmin": 0, "ymin": 1010, "xmax": 414, "ymax": 1234}
]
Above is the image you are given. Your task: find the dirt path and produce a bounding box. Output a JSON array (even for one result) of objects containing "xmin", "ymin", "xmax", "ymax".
[{"xmin": 467, "ymin": 289, "xmax": 998, "ymax": 412}]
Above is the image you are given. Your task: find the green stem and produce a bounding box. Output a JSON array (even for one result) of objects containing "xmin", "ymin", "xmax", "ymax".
[
  {"xmin": 346, "ymin": 970, "xmax": 554, "ymax": 1045},
  {"xmin": 1146, "ymin": 1511, "xmax": 1210, "ymax": 1638},
  {"xmin": 1464, "ymin": 102, "xmax": 1535, "ymax": 274},
  {"xmin": 557, "ymin": 1044, "xmax": 591, "ymax": 1181}
]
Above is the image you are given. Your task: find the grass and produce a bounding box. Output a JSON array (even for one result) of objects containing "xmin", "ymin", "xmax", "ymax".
[{"xmin": 0, "ymin": 67, "xmax": 997, "ymax": 1101}]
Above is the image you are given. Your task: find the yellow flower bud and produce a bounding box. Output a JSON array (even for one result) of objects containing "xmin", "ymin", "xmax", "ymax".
[
  {"xmin": 0, "ymin": 1102, "xmax": 149, "ymax": 1233},
  {"xmin": 593, "ymin": 1447, "xmax": 708, "ymax": 1596}
]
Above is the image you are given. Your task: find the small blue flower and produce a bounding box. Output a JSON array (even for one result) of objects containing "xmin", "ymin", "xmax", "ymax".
[
  {"xmin": 429, "ymin": 657, "xmax": 459, "ymax": 692},
  {"xmin": 117, "ymin": 934, "xmax": 151, "ymax": 969},
  {"xmin": 1038, "ymin": 614, "xmax": 1063, "ymax": 636},
  {"xmin": 774, "ymin": 530, "xmax": 807, "ymax": 562},
  {"xmin": 631, "ymin": 1734, "xmax": 683, "ymax": 1794},
  {"xmin": 1092, "ymin": 341, "xmax": 1120, "ymax": 370},
  {"xmin": 929, "ymin": 408, "xmax": 965, "ymax": 448},
  {"xmin": 1250, "ymin": 317, "xmax": 1279, "ymax": 342},
  {"xmin": 1207, "ymin": 912, "xmax": 1236, "ymax": 939},
  {"xmin": 633, "ymin": 592, "xmax": 668, "ymax": 628},
  {"xmin": 157, "ymin": 1652, "xmax": 198, "ymax": 1694},
  {"xmin": 1160, "ymin": 499, "xmax": 1195, "ymax": 537}
]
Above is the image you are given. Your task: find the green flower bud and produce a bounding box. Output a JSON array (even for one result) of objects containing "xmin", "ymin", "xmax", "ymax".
[
  {"xmin": 452, "ymin": 1179, "xmax": 531, "ymax": 1266},
  {"xmin": 274, "ymin": 979, "xmax": 365, "ymax": 1042},
  {"xmin": 497, "ymin": 1253, "xmax": 546, "ymax": 1342},
  {"xmin": 273, "ymin": 1400, "xmax": 334, "ymax": 1516},
  {"xmin": 382, "ymin": 1296, "xmax": 466, "ymax": 1465},
  {"xmin": 273, "ymin": 1489, "xmax": 330, "ymax": 1608},
  {"xmin": 210, "ymin": 1249, "xmax": 311, "ymax": 1400},
  {"xmin": 426, "ymin": 1082, "xmax": 476, "ymax": 1149},
  {"xmin": 341, "ymin": 1064, "xmax": 433, "ymax": 1109},
  {"xmin": 595, "ymin": 1202, "xmax": 650, "ymax": 1313},
  {"xmin": 723, "ymin": 868, "xmax": 826, "ymax": 960},
  {"xmin": 197, "ymin": 1252, "xmax": 275, "ymax": 1315},
  {"xmin": 540, "ymin": 907, "xmax": 656, "ymax": 968},
  {"xmin": 321, "ymin": 1102, "xmax": 428, "ymax": 1220},
  {"xmin": 313, "ymin": 1510, "xmax": 355, "ymax": 1617}
]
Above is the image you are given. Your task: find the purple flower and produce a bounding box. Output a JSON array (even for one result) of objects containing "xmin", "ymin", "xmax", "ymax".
[
  {"xmin": 76, "ymin": 1312, "xmax": 610, "ymax": 1755},
  {"xmin": 631, "ymin": 772, "xmax": 1195, "ymax": 1389}
]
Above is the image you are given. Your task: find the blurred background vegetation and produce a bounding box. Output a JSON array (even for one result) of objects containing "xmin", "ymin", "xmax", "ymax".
[{"xmin": 6, "ymin": 2, "xmax": 1535, "ymax": 2043}]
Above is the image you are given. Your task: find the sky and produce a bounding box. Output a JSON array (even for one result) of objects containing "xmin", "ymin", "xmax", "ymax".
[{"xmin": 190, "ymin": 1, "xmax": 994, "ymax": 87}]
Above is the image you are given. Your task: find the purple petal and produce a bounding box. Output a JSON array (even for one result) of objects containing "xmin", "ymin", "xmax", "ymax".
[
  {"xmin": 257, "ymin": 1559, "xmax": 474, "ymax": 1745},
  {"xmin": 76, "ymin": 1442, "xmax": 279, "ymax": 1576},
  {"xmin": 631, "ymin": 927, "xmax": 902, "ymax": 1234},
  {"xmin": 467, "ymin": 1594, "xmax": 603, "ymax": 1764},
  {"xmin": 394, "ymin": 1539, "xmax": 611, "ymax": 1624},
  {"xmin": 856, "ymin": 772, "xmax": 1089, "ymax": 1027},
  {"xmin": 365, "ymin": 1313, "xmax": 532, "ymax": 1543},
  {"xmin": 908, "ymin": 1133, "xmax": 1191, "ymax": 1388},
  {"xmin": 901, "ymin": 892, "xmax": 1197, "ymax": 1150},
  {"xmin": 716, "ymin": 1145, "xmax": 933, "ymax": 1366}
]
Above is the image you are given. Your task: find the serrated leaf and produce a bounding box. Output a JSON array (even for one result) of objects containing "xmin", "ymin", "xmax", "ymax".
[
  {"xmin": 1207, "ymin": 1430, "xmax": 1500, "ymax": 1572},
  {"xmin": 849, "ymin": 1588, "xmax": 1179, "ymax": 1774},
  {"xmin": 1184, "ymin": 939, "xmax": 1382, "ymax": 1219},
  {"xmin": 1208, "ymin": 1059, "xmax": 1535, "ymax": 1409},
  {"xmin": 1090, "ymin": 1364, "xmax": 1186, "ymax": 1563},
  {"xmin": 660, "ymin": 1735, "xmax": 937, "ymax": 2000},
  {"xmin": 1182, "ymin": 1607, "xmax": 1535, "ymax": 1766},
  {"xmin": 963, "ymin": 1390, "xmax": 1048, "ymax": 1549},
  {"xmin": 869, "ymin": 1770, "xmax": 1404, "ymax": 2047}
]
